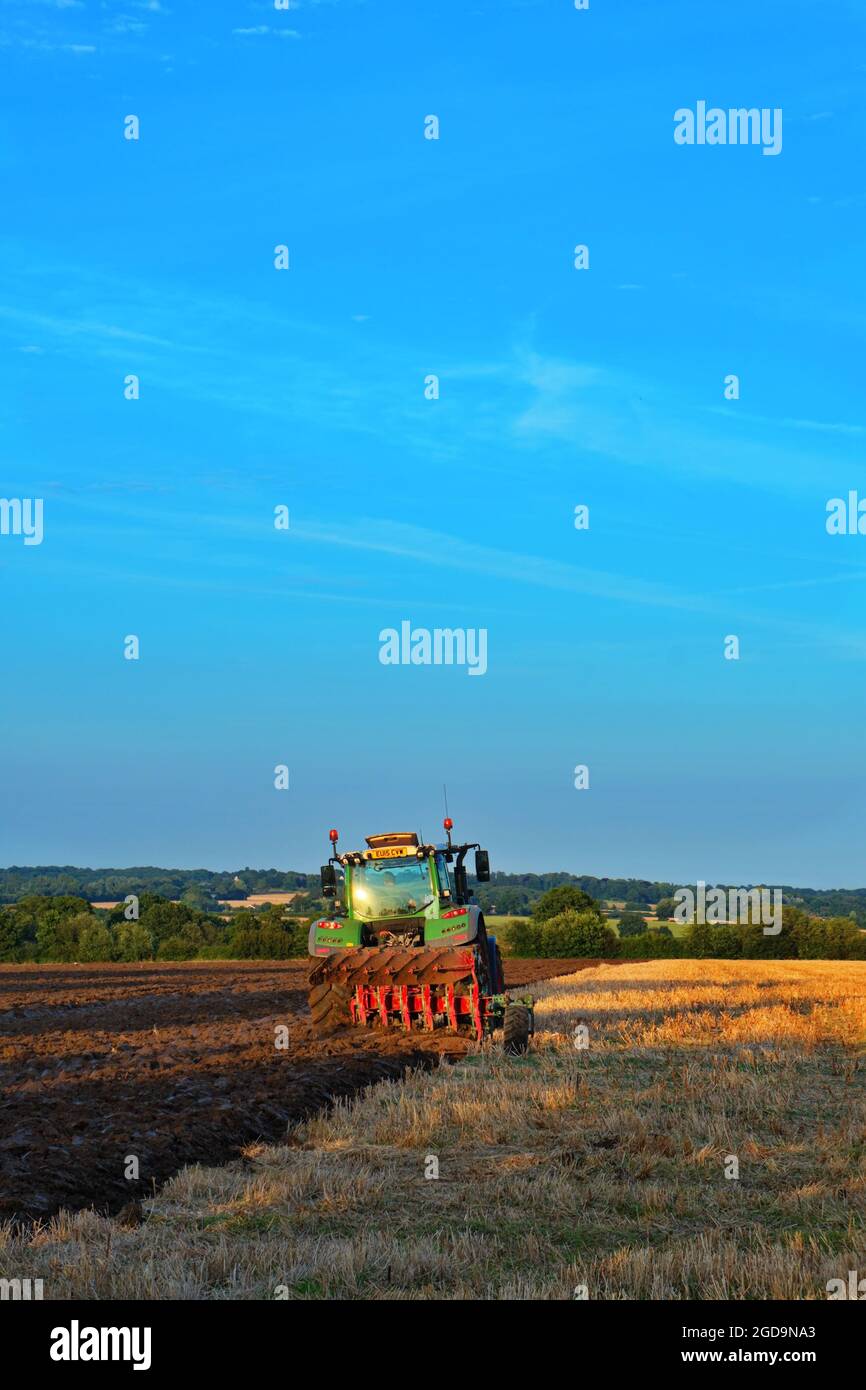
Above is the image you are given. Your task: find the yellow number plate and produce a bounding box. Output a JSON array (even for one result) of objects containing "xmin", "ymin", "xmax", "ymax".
[{"xmin": 368, "ymin": 846, "xmax": 410, "ymax": 860}]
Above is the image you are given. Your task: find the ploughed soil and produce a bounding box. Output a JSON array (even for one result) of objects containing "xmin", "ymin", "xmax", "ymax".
[
  {"xmin": 0, "ymin": 957, "xmax": 599, "ymax": 1226},
  {"xmin": 505, "ymin": 957, "xmax": 612, "ymax": 987}
]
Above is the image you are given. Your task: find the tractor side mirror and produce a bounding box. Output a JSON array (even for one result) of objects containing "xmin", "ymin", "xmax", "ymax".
[
  {"xmin": 475, "ymin": 850, "xmax": 490, "ymax": 882},
  {"xmin": 320, "ymin": 864, "xmax": 337, "ymax": 897}
]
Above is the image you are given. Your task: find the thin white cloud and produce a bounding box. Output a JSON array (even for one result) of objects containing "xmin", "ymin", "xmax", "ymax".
[
  {"xmin": 0, "ymin": 304, "xmax": 178, "ymax": 348},
  {"xmin": 0, "ymin": 257, "xmax": 855, "ymax": 506},
  {"xmin": 295, "ymin": 517, "xmax": 710, "ymax": 615},
  {"xmin": 232, "ymin": 25, "xmax": 300, "ymax": 38},
  {"xmin": 706, "ymin": 405, "xmax": 866, "ymax": 437},
  {"xmin": 108, "ymin": 17, "xmax": 147, "ymax": 35},
  {"xmin": 0, "ymin": 32, "xmax": 96, "ymax": 52},
  {"xmin": 288, "ymin": 518, "xmax": 866, "ymax": 659}
]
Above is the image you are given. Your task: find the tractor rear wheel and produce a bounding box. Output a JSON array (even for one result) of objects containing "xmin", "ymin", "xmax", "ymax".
[
  {"xmin": 488, "ymin": 939, "xmax": 505, "ymax": 994},
  {"xmin": 309, "ymin": 980, "xmax": 352, "ymax": 1035},
  {"xmin": 503, "ymin": 1003, "xmax": 532, "ymax": 1055}
]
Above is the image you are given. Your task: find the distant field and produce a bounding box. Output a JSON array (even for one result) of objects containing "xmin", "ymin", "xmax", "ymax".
[
  {"xmin": 90, "ymin": 891, "xmax": 306, "ymax": 911},
  {"xmin": 7, "ymin": 958, "xmax": 864, "ymax": 1300},
  {"xmin": 484, "ymin": 914, "xmax": 525, "ymax": 950},
  {"xmin": 219, "ymin": 892, "xmax": 304, "ymax": 909}
]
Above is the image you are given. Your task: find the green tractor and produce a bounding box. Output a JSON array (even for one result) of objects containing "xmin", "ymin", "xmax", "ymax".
[{"xmin": 308, "ymin": 821, "xmax": 534, "ymax": 1051}]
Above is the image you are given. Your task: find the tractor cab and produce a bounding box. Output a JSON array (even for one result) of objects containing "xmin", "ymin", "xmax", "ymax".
[
  {"xmin": 351, "ymin": 852, "xmax": 435, "ymax": 919},
  {"xmin": 317, "ymin": 827, "xmax": 489, "ymax": 933}
]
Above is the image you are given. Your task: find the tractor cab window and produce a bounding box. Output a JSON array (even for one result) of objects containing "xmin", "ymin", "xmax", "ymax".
[
  {"xmin": 435, "ymin": 854, "xmax": 452, "ymax": 898},
  {"xmin": 351, "ymin": 857, "xmax": 434, "ymax": 919}
]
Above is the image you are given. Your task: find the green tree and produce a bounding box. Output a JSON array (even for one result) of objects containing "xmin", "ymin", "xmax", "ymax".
[
  {"xmin": 230, "ymin": 928, "xmax": 261, "ymax": 958},
  {"xmin": 115, "ymin": 921, "xmax": 154, "ymax": 961},
  {"xmin": 157, "ymin": 935, "xmax": 196, "ymax": 960},
  {"xmin": 14, "ymin": 894, "xmax": 90, "ymax": 957},
  {"xmin": 0, "ymin": 907, "xmax": 26, "ymax": 961},
  {"xmin": 140, "ymin": 899, "xmax": 199, "ymax": 944},
  {"xmin": 181, "ymin": 886, "xmax": 221, "ymax": 914},
  {"xmin": 197, "ymin": 941, "xmax": 234, "ymax": 959},
  {"xmin": 617, "ymin": 931, "xmax": 682, "ymax": 959},
  {"xmin": 684, "ymin": 922, "xmax": 716, "ymax": 958},
  {"xmin": 474, "ymin": 885, "xmax": 532, "ymax": 915},
  {"xmin": 227, "ymin": 911, "xmax": 261, "ymax": 958},
  {"xmin": 654, "ymin": 897, "xmax": 676, "ymax": 920},
  {"xmin": 537, "ymin": 911, "xmax": 617, "ymax": 958},
  {"xmin": 709, "ymin": 926, "xmax": 741, "ymax": 957},
  {"xmin": 791, "ymin": 914, "xmax": 866, "ymax": 960},
  {"xmin": 617, "ymin": 911, "xmax": 647, "ymax": 937},
  {"xmin": 36, "ymin": 910, "xmax": 95, "ymax": 961},
  {"xmin": 507, "ymin": 918, "xmax": 541, "ymax": 957},
  {"xmin": 258, "ymin": 923, "xmax": 294, "ymax": 958},
  {"xmin": 532, "ymin": 884, "xmax": 601, "ymax": 923},
  {"xmin": 77, "ymin": 920, "xmax": 115, "ymax": 961},
  {"xmin": 738, "ymin": 913, "xmax": 798, "ymax": 958},
  {"xmin": 177, "ymin": 920, "xmax": 206, "ymax": 954},
  {"xmin": 260, "ymin": 908, "xmax": 307, "ymax": 958}
]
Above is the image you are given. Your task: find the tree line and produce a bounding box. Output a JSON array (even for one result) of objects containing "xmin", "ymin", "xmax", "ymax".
[
  {"xmin": 503, "ymin": 885, "xmax": 866, "ymax": 961},
  {"xmin": 2, "ymin": 884, "xmax": 863, "ymax": 965},
  {"xmin": 476, "ymin": 874, "xmax": 866, "ymax": 927},
  {"xmin": 0, "ymin": 866, "xmax": 311, "ymax": 906},
  {"xmin": 0, "ymin": 894, "xmax": 313, "ymax": 963},
  {"xmin": 2, "ymin": 866, "xmax": 865, "ymax": 928}
]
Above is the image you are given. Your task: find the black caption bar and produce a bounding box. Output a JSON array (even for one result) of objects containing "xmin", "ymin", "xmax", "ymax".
[{"xmin": 7, "ymin": 1297, "xmax": 862, "ymax": 1375}]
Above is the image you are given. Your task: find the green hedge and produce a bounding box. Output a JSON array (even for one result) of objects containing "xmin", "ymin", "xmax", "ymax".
[
  {"xmin": 2, "ymin": 896, "xmax": 865, "ymax": 965},
  {"xmin": 0, "ymin": 896, "xmax": 310, "ymax": 963},
  {"xmin": 503, "ymin": 908, "xmax": 866, "ymax": 962},
  {"xmin": 616, "ymin": 931, "xmax": 684, "ymax": 959},
  {"xmin": 507, "ymin": 911, "xmax": 618, "ymax": 958}
]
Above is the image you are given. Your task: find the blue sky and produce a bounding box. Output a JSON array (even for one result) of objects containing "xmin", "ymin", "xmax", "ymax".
[{"xmin": 1, "ymin": 0, "xmax": 865, "ymax": 885}]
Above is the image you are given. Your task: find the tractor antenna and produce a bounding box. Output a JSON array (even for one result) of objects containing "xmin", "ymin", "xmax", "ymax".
[{"xmin": 443, "ymin": 783, "xmax": 450, "ymax": 820}]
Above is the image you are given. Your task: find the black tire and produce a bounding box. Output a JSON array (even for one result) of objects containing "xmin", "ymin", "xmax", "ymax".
[
  {"xmin": 503, "ymin": 1003, "xmax": 532, "ymax": 1055},
  {"xmin": 309, "ymin": 982, "xmax": 352, "ymax": 1034},
  {"xmin": 491, "ymin": 941, "xmax": 505, "ymax": 994},
  {"xmin": 474, "ymin": 918, "xmax": 493, "ymax": 995}
]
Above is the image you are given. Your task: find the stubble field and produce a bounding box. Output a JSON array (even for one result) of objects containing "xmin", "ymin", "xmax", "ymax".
[{"xmin": 2, "ymin": 958, "xmax": 864, "ymax": 1300}]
